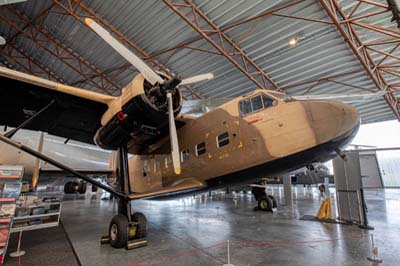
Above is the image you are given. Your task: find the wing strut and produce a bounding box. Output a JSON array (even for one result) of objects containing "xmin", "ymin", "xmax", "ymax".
[
  {"xmin": 0, "ymin": 133, "xmax": 127, "ymax": 199},
  {"xmin": 4, "ymin": 99, "xmax": 55, "ymax": 138}
]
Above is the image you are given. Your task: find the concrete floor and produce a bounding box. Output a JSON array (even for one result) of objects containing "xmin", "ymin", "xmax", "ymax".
[
  {"xmin": 59, "ymin": 186, "xmax": 400, "ymax": 266},
  {"xmin": 5, "ymin": 224, "xmax": 79, "ymax": 266}
]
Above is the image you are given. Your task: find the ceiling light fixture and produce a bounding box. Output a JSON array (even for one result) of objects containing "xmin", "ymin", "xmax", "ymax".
[{"xmin": 288, "ymin": 37, "xmax": 297, "ymax": 47}]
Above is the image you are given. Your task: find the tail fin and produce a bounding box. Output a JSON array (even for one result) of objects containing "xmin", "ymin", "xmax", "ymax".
[{"xmin": 32, "ymin": 132, "xmax": 44, "ymax": 189}]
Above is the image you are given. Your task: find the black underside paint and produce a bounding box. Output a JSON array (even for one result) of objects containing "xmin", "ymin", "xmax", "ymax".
[{"xmin": 152, "ymin": 121, "xmax": 360, "ymax": 200}]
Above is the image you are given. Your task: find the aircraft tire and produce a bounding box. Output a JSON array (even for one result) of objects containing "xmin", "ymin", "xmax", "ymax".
[
  {"xmin": 92, "ymin": 185, "xmax": 98, "ymax": 192},
  {"xmin": 63, "ymin": 182, "xmax": 71, "ymax": 194},
  {"xmin": 109, "ymin": 214, "xmax": 128, "ymax": 248},
  {"xmin": 64, "ymin": 181, "xmax": 77, "ymax": 194},
  {"xmin": 268, "ymin": 195, "xmax": 278, "ymax": 208},
  {"xmin": 131, "ymin": 212, "xmax": 147, "ymax": 238},
  {"xmin": 258, "ymin": 196, "xmax": 273, "ymax": 212},
  {"xmin": 78, "ymin": 181, "xmax": 87, "ymax": 194}
]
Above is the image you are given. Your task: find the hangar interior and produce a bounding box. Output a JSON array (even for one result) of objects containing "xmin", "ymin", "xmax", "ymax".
[{"xmin": 0, "ymin": 0, "xmax": 399, "ymax": 265}]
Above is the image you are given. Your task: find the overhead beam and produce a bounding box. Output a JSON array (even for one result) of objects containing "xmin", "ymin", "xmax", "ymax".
[
  {"xmin": 319, "ymin": 0, "xmax": 400, "ymax": 120},
  {"xmin": 148, "ymin": 0, "xmax": 305, "ymax": 60},
  {"xmin": 51, "ymin": 0, "xmax": 202, "ymax": 100},
  {"xmin": 162, "ymin": 0, "xmax": 281, "ymax": 91},
  {"xmin": 5, "ymin": 3, "xmax": 56, "ymax": 45},
  {"xmin": 0, "ymin": 42, "xmax": 65, "ymax": 83},
  {"xmin": 1, "ymin": 6, "xmax": 121, "ymax": 95}
]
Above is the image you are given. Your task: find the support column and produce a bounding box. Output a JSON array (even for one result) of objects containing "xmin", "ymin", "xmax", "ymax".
[{"xmin": 283, "ymin": 174, "xmax": 293, "ymax": 206}]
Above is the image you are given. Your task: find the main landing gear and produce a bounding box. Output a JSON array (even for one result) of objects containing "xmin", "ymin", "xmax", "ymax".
[
  {"xmin": 64, "ymin": 180, "xmax": 87, "ymax": 194},
  {"xmin": 251, "ymin": 184, "xmax": 277, "ymax": 212},
  {"xmin": 100, "ymin": 147, "xmax": 148, "ymax": 249},
  {"xmin": 102, "ymin": 208, "xmax": 148, "ymax": 249},
  {"xmin": 0, "ymin": 116, "xmax": 148, "ymax": 249}
]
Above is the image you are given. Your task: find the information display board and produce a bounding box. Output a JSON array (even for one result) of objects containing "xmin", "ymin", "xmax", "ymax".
[{"xmin": 0, "ymin": 165, "xmax": 23, "ymax": 264}]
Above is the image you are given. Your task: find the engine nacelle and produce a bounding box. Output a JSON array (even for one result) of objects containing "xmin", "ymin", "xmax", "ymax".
[{"xmin": 94, "ymin": 74, "xmax": 182, "ymax": 151}]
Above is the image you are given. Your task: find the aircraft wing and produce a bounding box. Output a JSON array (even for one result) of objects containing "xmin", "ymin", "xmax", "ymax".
[{"xmin": 0, "ymin": 67, "xmax": 115, "ymax": 144}]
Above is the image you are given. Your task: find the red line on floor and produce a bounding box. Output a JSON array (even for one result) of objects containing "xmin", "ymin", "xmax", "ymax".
[
  {"xmin": 124, "ymin": 236, "xmax": 363, "ymax": 266},
  {"xmin": 125, "ymin": 242, "xmax": 225, "ymax": 266}
]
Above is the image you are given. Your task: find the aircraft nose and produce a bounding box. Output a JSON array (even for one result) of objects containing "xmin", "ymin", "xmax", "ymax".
[{"xmin": 306, "ymin": 100, "xmax": 360, "ymax": 143}]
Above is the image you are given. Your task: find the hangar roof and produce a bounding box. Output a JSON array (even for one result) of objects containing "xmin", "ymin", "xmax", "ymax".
[{"xmin": 0, "ymin": 0, "xmax": 399, "ymax": 124}]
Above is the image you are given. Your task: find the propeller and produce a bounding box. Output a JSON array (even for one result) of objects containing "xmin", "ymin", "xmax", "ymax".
[
  {"xmin": 180, "ymin": 73, "xmax": 214, "ymax": 85},
  {"xmin": 85, "ymin": 18, "xmax": 214, "ymax": 175},
  {"xmin": 32, "ymin": 132, "xmax": 44, "ymax": 190},
  {"xmin": 289, "ymin": 91, "xmax": 386, "ymax": 103},
  {"xmin": 85, "ymin": 18, "xmax": 163, "ymax": 85},
  {"xmin": 167, "ymin": 92, "xmax": 180, "ymax": 174},
  {"xmin": 181, "ymin": 91, "xmax": 387, "ymax": 116}
]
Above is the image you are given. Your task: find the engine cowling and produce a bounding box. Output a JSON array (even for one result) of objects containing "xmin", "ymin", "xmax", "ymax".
[{"xmin": 94, "ymin": 74, "xmax": 182, "ymax": 152}]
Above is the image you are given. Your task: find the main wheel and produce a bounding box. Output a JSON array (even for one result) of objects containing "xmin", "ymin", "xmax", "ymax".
[
  {"xmin": 109, "ymin": 214, "xmax": 128, "ymax": 248},
  {"xmin": 63, "ymin": 182, "xmax": 71, "ymax": 194},
  {"xmin": 78, "ymin": 181, "xmax": 87, "ymax": 194},
  {"xmin": 92, "ymin": 185, "xmax": 98, "ymax": 192},
  {"xmin": 64, "ymin": 181, "xmax": 78, "ymax": 194},
  {"xmin": 131, "ymin": 212, "xmax": 147, "ymax": 239},
  {"xmin": 268, "ymin": 195, "xmax": 278, "ymax": 208},
  {"xmin": 258, "ymin": 196, "xmax": 273, "ymax": 212}
]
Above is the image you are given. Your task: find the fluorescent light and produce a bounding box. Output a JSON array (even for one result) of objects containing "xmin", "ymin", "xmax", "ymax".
[
  {"xmin": 0, "ymin": 36, "xmax": 6, "ymax": 46},
  {"xmin": 0, "ymin": 0, "xmax": 27, "ymax": 5}
]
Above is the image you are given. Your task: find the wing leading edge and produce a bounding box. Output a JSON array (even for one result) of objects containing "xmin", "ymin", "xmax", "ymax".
[{"xmin": 0, "ymin": 67, "xmax": 115, "ymax": 144}]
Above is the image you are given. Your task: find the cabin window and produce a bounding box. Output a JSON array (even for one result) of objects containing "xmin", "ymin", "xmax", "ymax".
[
  {"xmin": 251, "ymin": 95, "xmax": 263, "ymax": 112},
  {"xmin": 217, "ymin": 132, "xmax": 229, "ymax": 148},
  {"xmin": 239, "ymin": 99, "xmax": 252, "ymax": 116},
  {"xmin": 181, "ymin": 149, "xmax": 190, "ymax": 162},
  {"xmin": 195, "ymin": 142, "xmax": 206, "ymax": 156},
  {"xmin": 262, "ymin": 94, "xmax": 274, "ymax": 108}
]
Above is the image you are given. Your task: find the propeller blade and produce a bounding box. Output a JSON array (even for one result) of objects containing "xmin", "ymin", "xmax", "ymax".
[
  {"xmin": 32, "ymin": 132, "xmax": 44, "ymax": 190},
  {"xmin": 85, "ymin": 18, "xmax": 163, "ymax": 85},
  {"xmin": 290, "ymin": 91, "xmax": 386, "ymax": 103},
  {"xmin": 180, "ymin": 73, "xmax": 214, "ymax": 86},
  {"xmin": 167, "ymin": 92, "xmax": 181, "ymax": 175}
]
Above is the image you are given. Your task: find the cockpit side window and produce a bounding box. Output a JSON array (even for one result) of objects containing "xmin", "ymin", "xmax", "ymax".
[
  {"xmin": 251, "ymin": 95, "xmax": 263, "ymax": 112},
  {"xmin": 262, "ymin": 94, "xmax": 274, "ymax": 109},
  {"xmin": 239, "ymin": 99, "xmax": 252, "ymax": 116}
]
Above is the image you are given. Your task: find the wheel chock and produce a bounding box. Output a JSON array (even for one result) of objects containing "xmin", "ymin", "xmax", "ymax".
[
  {"xmin": 100, "ymin": 235, "xmax": 110, "ymax": 245},
  {"xmin": 126, "ymin": 238, "xmax": 148, "ymax": 250}
]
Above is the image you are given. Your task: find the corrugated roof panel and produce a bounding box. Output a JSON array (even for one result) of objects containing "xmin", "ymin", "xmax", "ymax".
[{"xmin": 0, "ymin": 0, "xmax": 397, "ymax": 123}]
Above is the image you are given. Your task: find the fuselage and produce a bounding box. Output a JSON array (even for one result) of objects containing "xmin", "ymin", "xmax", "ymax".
[
  {"xmin": 128, "ymin": 90, "xmax": 360, "ymax": 194},
  {"xmin": 0, "ymin": 89, "xmax": 359, "ymax": 197}
]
